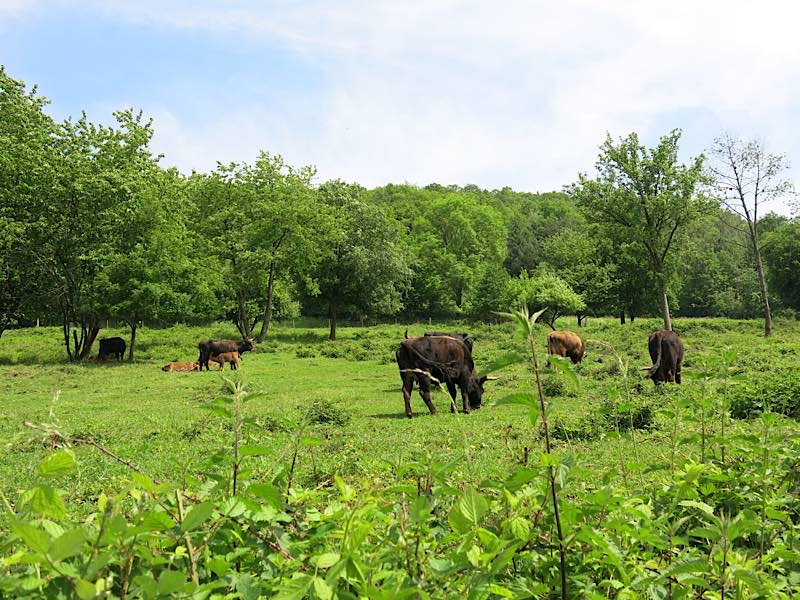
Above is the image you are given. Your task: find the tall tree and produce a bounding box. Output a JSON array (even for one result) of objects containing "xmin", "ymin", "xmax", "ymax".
[
  {"xmin": 0, "ymin": 68, "xmax": 56, "ymax": 339},
  {"xmin": 762, "ymin": 220, "xmax": 800, "ymax": 312},
  {"xmin": 312, "ymin": 181, "xmax": 410, "ymax": 340},
  {"xmin": 706, "ymin": 133, "xmax": 795, "ymax": 336},
  {"xmin": 571, "ymin": 130, "xmax": 708, "ymax": 330}
]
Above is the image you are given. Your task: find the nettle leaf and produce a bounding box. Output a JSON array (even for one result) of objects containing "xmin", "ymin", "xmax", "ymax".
[
  {"xmin": 37, "ymin": 450, "xmax": 76, "ymax": 477},
  {"xmin": 448, "ymin": 487, "xmax": 488, "ymax": 534},
  {"xmin": 312, "ymin": 552, "xmax": 341, "ymax": 569},
  {"xmin": 477, "ymin": 352, "xmax": 525, "ymax": 378},
  {"xmin": 157, "ymin": 570, "xmax": 187, "ymax": 596},
  {"xmin": 180, "ymin": 501, "xmax": 215, "ymax": 532},
  {"xmin": 546, "ymin": 355, "xmax": 580, "ymax": 389},
  {"xmin": 239, "ymin": 444, "xmax": 271, "ymax": 457},
  {"xmin": 274, "ymin": 574, "xmax": 313, "ymax": 600},
  {"xmin": 27, "ymin": 485, "xmax": 67, "ymax": 519},
  {"xmin": 493, "ymin": 392, "xmax": 538, "ymax": 408},
  {"xmin": 140, "ymin": 510, "xmax": 177, "ymax": 531},
  {"xmin": 679, "ymin": 500, "xmax": 715, "ymax": 516},
  {"xmin": 49, "ymin": 527, "xmax": 88, "ymax": 562},
  {"xmin": 9, "ymin": 518, "xmax": 52, "ymax": 554},
  {"xmin": 247, "ymin": 483, "xmax": 284, "ymax": 510}
]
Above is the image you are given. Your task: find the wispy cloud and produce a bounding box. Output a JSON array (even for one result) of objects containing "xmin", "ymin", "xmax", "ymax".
[{"xmin": 15, "ymin": 1, "xmax": 800, "ymax": 212}]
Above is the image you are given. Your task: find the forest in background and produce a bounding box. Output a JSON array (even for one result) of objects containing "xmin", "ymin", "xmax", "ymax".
[{"xmin": 2, "ymin": 66, "xmax": 799, "ymax": 359}]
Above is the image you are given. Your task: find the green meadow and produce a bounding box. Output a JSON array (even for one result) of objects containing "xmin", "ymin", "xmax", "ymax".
[{"xmin": 3, "ymin": 317, "xmax": 798, "ymax": 507}]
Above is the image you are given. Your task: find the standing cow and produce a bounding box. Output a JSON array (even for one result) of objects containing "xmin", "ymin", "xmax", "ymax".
[
  {"xmin": 647, "ymin": 330, "xmax": 684, "ymax": 384},
  {"xmin": 99, "ymin": 337, "xmax": 126, "ymax": 361},
  {"xmin": 396, "ymin": 335, "xmax": 492, "ymax": 418},
  {"xmin": 198, "ymin": 338, "xmax": 253, "ymax": 371},
  {"xmin": 547, "ymin": 331, "xmax": 585, "ymax": 364}
]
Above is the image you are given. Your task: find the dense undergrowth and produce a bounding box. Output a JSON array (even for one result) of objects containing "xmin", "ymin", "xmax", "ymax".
[{"xmin": 2, "ymin": 316, "xmax": 800, "ymax": 598}]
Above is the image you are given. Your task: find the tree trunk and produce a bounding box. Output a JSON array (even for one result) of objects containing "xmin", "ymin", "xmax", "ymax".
[
  {"xmin": 78, "ymin": 322, "xmax": 100, "ymax": 359},
  {"xmin": 659, "ymin": 285, "xmax": 672, "ymax": 331},
  {"xmin": 128, "ymin": 322, "xmax": 137, "ymax": 361},
  {"xmin": 236, "ymin": 291, "xmax": 251, "ymax": 338},
  {"xmin": 577, "ymin": 314, "xmax": 585, "ymax": 327},
  {"xmin": 619, "ymin": 311, "xmax": 626, "ymax": 325},
  {"xmin": 630, "ymin": 311, "xmax": 635, "ymax": 322},
  {"xmin": 329, "ymin": 304, "xmax": 337, "ymax": 341},
  {"xmin": 750, "ymin": 230, "xmax": 773, "ymax": 337},
  {"xmin": 256, "ymin": 257, "xmax": 278, "ymax": 343}
]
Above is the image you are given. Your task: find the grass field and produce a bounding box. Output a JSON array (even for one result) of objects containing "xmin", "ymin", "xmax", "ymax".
[{"xmin": 2, "ymin": 316, "xmax": 799, "ymax": 512}]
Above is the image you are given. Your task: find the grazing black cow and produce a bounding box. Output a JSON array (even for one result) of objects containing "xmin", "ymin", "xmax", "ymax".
[
  {"xmin": 424, "ymin": 331, "xmax": 473, "ymax": 352},
  {"xmin": 198, "ymin": 338, "xmax": 253, "ymax": 371},
  {"xmin": 396, "ymin": 335, "xmax": 492, "ymax": 418},
  {"xmin": 98, "ymin": 337, "xmax": 126, "ymax": 361},
  {"xmin": 647, "ymin": 330, "xmax": 684, "ymax": 384}
]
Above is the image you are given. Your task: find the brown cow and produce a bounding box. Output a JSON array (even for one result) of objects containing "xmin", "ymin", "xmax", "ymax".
[
  {"xmin": 547, "ymin": 331, "xmax": 585, "ymax": 364},
  {"xmin": 647, "ymin": 330, "xmax": 684, "ymax": 384},
  {"xmin": 396, "ymin": 335, "xmax": 492, "ymax": 418},
  {"xmin": 162, "ymin": 361, "xmax": 201, "ymax": 372},
  {"xmin": 209, "ymin": 352, "xmax": 241, "ymax": 370}
]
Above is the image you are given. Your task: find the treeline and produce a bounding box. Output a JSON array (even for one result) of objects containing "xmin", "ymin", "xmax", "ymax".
[{"xmin": 1, "ymin": 68, "xmax": 798, "ymax": 359}]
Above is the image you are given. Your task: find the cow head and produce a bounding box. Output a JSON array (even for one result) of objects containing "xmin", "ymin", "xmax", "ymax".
[
  {"xmin": 468, "ymin": 375, "xmax": 497, "ymax": 408},
  {"xmin": 240, "ymin": 338, "xmax": 254, "ymax": 352}
]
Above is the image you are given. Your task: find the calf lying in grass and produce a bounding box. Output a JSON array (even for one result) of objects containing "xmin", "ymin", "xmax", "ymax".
[
  {"xmin": 209, "ymin": 352, "xmax": 241, "ymax": 370},
  {"xmin": 161, "ymin": 361, "xmax": 201, "ymax": 372}
]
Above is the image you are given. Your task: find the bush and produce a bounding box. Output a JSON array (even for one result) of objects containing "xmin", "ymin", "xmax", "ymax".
[
  {"xmin": 598, "ymin": 397, "xmax": 656, "ymax": 432},
  {"xmin": 305, "ymin": 398, "xmax": 351, "ymax": 426},
  {"xmin": 729, "ymin": 371, "xmax": 800, "ymax": 420}
]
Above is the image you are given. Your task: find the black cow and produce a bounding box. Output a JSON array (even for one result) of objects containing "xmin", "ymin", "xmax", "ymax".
[
  {"xmin": 396, "ymin": 335, "xmax": 491, "ymax": 418},
  {"xmin": 647, "ymin": 330, "xmax": 684, "ymax": 384},
  {"xmin": 198, "ymin": 338, "xmax": 253, "ymax": 371},
  {"xmin": 98, "ymin": 337, "xmax": 126, "ymax": 361},
  {"xmin": 424, "ymin": 331, "xmax": 473, "ymax": 352}
]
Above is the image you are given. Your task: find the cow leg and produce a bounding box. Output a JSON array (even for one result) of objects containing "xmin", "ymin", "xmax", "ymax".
[
  {"xmin": 417, "ymin": 375, "xmax": 436, "ymax": 416},
  {"xmin": 446, "ymin": 381, "xmax": 458, "ymax": 413},
  {"xmin": 401, "ymin": 373, "xmax": 415, "ymax": 418},
  {"xmin": 461, "ymin": 385, "xmax": 471, "ymax": 415}
]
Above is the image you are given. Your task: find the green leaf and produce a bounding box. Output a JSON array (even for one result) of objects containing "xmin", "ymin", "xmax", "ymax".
[
  {"xmin": 156, "ymin": 570, "xmax": 186, "ymax": 596},
  {"xmin": 239, "ymin": 444, "xmax": 272, "ymax": 457},
  {"xmin": 476, "ymin": 351, "xmax": 525, "ymax": 377},
  {"xmin": 530, "ymin": 307, "xmax": 548, "ymax": 325},
  {"xmin": 493, "ymin": 392, "xmax": 538, "ymax": 408},
  {"xmin": 9, "ymin": 518, "xmax": 51, "ymax": 554},
  {"xmin": 27, "ymin": 485, "xmax": 67, "ymax": 519},
  {"xmin": 312, "ymin": 552, "xmax": 341, "ymax": 569},
  {"xmin": 448, "ymin": 487, "xmax": 488, "ymax": 534},
  {"xmin": 247, "ymin": 483, "xmax": 284, "ymax": 510},
  {"xmin": 301, "ymin": 435, "xmax": 324, "ymax": 447},
  {"xmin": 74, "ymin": 578, "xmax": 98, "ymax": 600},
  {"xmin": 546, "ymin": 355, "xmax": 580, "ymax": 389},
  {"xmin": 181, "ymin": 501, "xmax": 214, "ymax": 532},
  {"xmin": 140, "ymin": 510, "xmax": 177, "ymax": 531},
  {"xmin": 679, "ymin": 500, "xmax": 714, "ymax": 516},
  {"xmin": 274, "ymin": 574, "xmax": 313, "ymax": 600},
  {"xmin": 313, "ymin": 576, "xmax": 333, "ymax": 600},
  {"xmin": 37, "ymin": 450, "xmax": 76, "ymax": 477},
  {"xmin": 49, "ymin": 527, "xmax": 87, "ymax": 562}
]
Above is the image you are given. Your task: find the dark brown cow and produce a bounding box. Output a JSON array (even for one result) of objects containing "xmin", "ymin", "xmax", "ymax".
[
  {"xmin": 198, "ymin": 338, "xmax": 253, "ymax": 371},
  {"xmin": 647, "ymin": 330, "xmax": 684, "ymax": 384},
  {"xmin": 547, "ymin": 331, "xmax": 585, "ymax": 364},
  {"xmin": 99, "ymin": 337, "xmax": 126, "ymax": 361},
  {"xmin": 396, "ymin": 335, "xmax": 491, "ymax": 418},
  {"xmin": 405, "ymin": 330, "xmax": 475, "ymax": 397}
]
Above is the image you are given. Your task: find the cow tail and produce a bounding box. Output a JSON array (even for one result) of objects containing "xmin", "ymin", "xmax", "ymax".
[{"xmin": 649, "ymin": 338, "xmax": 663, "ymax": 378}]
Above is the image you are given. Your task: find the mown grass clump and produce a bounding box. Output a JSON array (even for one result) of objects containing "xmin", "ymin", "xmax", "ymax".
[{"xmin": 305, "ymin": 398, "xmax": 352, "ymax": 426}]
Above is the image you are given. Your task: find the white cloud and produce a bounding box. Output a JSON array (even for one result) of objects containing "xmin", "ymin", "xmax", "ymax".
[{"xmin": 48, "ymin": 0, "xmax": 800, "ymax": 213}]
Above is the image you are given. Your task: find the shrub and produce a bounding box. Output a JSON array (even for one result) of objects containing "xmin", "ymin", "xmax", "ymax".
[
  {"xmin": 598, "ymin": 397, "xmax": 656, "ymax": 432},
  {"xmin": 729, "ymin": 370, "xmax": 800, "ymax": 420},
  {"xmin": 304, "ymin": 398, "xmax": 351, "ymax": 426}
]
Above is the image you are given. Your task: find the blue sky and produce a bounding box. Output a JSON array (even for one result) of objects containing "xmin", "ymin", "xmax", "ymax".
[{"xmin": 2, "ymin": 0, "xmax": 798, "ymax": 214}]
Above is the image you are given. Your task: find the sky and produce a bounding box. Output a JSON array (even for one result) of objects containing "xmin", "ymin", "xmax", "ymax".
[{"xmin": 1, "ymin": 0, "xmax": 798, "ymax": 215}]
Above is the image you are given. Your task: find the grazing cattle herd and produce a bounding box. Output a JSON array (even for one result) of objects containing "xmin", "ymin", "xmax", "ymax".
[{"xmin": 96, "ymin": 325, "xmax": 685, "ymax": 418}]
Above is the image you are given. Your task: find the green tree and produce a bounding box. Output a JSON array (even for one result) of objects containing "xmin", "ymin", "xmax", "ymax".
[
  {"xmin": 191, "ymin": 153, "xmax": 323, "ymax": 340},
  {"xmin": 98, "ymin": 169, "xmax": 219, "ymax": 360},
  {"xmin": 507, "ymin": 269, "xmax": 585, "ymax": 330},
  {"xmin": 312, "ymin": 181, "xmax": 410, "ymax": 340},
  {"xmin": 0, "ymin": 68, "xmax": 57, "ymax": 339},
  {"xmin": 706, "ymin": 133, "xmax": 795, "ymax": 336},
  {"xmin": 762, "ymin": 221, "xmax": 800, "ymax": 312},
  {"xmin": 571, "ymin": 130, "xmax": 708, "ymax": 330}
]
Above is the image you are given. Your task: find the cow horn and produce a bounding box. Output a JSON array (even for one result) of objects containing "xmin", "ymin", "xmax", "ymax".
[
  {"xmin": 485, "ymin": 376, "xmax": 500, "ymax": 380},
  {"xmin": 404, "ymin": 329, "xmax": 409, "ymax": 339}
]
